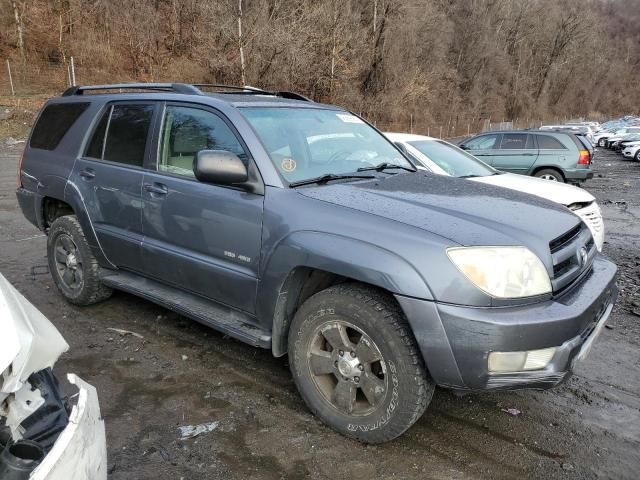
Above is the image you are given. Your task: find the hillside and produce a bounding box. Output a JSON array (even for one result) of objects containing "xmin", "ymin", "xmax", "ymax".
[{"xmin": 1, "ymin": 0, "xmax": 639, "ymax": 132}]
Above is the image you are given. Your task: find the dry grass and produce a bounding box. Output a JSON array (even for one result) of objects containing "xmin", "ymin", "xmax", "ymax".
[{"xmin": 0, "ymin": 95, "xmax": 46, "ymax": 139}]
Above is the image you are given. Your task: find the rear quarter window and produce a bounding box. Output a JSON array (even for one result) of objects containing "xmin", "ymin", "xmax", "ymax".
[
  {"xmin": 536, "ymin": 135, "xmax": 566, "ymax": 149},
  {"xmin": 30, "ymin": 102, "xmax": 90, "ymax": 150}
]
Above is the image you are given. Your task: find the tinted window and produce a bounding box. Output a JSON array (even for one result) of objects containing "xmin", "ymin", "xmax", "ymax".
[
  {"xmin": 30, "ymin": 102, "xmax": 89, "ymax": 150},
  {"xmin": 85, "ymin": 108, "xmax": 110, "ymax": 159},
  {"xmin": 464, "ymin": 134, "xmax": 499, "ymax": 150},
  {"xmin": 103, "ymin": 104, "xmax": 154, "ymax": 167},
  {"xmin": 536, "ymin": 135, "xmax": 566, "ymax": 149},
  {"xmin": 500, "ymin": 134, "xmax": 528, "ymax": 149},
  {"xmin": 159, "ymin": 106, "xmax": 246, "ymax": 177}
]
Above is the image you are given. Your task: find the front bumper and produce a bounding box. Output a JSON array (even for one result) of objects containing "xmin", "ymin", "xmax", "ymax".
[{"xmin": 396, "ymin": 254, "xmax": 617, "ymax": 391}]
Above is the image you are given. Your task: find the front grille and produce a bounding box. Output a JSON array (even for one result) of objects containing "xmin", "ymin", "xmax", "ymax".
[
  {"xmin": 550, "ymin": 223, "xmax": 582, "ymax": 253},
  {"xmin": 549, "ymin": 223, "xmax": 596, "ymax": 293},
  {"xmin": 576, "ymin": 202, "xmax": 603, "ymax": 233}
]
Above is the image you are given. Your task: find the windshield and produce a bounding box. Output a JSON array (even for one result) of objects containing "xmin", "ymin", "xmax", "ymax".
[
  {"xmin": 241, "ymin": 107, "xmax": 411, "ymax": 183},
  {"xmin": 408, "ymin": 140, "xmax": 496, "ymax": 177}
]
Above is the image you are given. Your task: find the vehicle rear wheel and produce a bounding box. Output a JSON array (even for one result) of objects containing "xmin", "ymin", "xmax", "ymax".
[
  {"xmin": 534, "ymin": 168, "xmax": 565, "ymax": 182},
  {"xmin": 47, "ymin": 215, "xmax": 112, "ymax": 305},
  {"xmin": 288, "ymin": 283, "xmax": 433, "ymax": 443}
]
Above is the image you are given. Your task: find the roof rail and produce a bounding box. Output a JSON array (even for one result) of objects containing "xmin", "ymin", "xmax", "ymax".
[
  {"xmin": 61, "ymin": 82, "xmax": 313, "ymax": 102},
  {"xmin": 193, "ymin": 84, "xmax": 272, "ymax": 94},
  {"xmin": 274, "ymin": 91, "xmax": 313, "ymax": 102},
  {"xmin": 62, "ymin": 83, "xmax": 202, "ymax": 96}
]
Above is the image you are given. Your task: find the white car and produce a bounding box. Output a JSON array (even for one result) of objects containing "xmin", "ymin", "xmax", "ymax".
[
  {"xmin": 386, "ymin": 133, "xmax": 605, "ymax": 251},
  {"xmin": 622, "ymin": 142, "xmax": 640, "ymax": 161},
  {"xmin": 540, "ymin": 124, "xmax": 595, "ymax": 141},
  {"xmin": 0, "ymin": 274, "xmax": 107, "ymax": 479},
  {"xmin": 594, "ymin": 127, "xmax": 640, "ymax": 147}
]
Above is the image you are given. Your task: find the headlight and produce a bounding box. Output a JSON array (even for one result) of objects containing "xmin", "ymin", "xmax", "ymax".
[{"xmin": 447, "ymin": 246, "xmax": 551, "ymax": 298}]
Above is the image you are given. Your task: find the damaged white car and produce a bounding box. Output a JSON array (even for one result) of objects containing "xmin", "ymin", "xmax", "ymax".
[{"xmin": 0, "ymin": 274, "xmax": 106, "ymax": 479}]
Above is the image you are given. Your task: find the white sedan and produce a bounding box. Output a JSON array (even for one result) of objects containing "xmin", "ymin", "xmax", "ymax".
[
  {"xmin": 622, "ymin": 142, "xmax": 640, "ymax": 161},
  {"xmin": 0, "ymin": 273, "xmax": 107, "ymax": 479},
  {"xmin": 386, "ymin": 133, "xmax": 605, "ymax": 251}
]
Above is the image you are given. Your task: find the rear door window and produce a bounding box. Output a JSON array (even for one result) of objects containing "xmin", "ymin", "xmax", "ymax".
[
  {"xmin": 499, "ymin": 134, "xmax": 529, "ymax": 150},
  {"xmin": 536, "ymin": 135, "xmax": 566, "ymax": 149},
  {"xmin": 85, "ymin": 104, "xmax": 155, "ymax": 167},
  {"xmin": 30, "ymin": 102, "xmax": 90, "ymax": 150}
]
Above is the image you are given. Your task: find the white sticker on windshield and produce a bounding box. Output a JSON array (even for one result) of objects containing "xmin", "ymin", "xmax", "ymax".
[{"xmin": 336, "ymin": 113, "xmax": 364, "ymax": 124}]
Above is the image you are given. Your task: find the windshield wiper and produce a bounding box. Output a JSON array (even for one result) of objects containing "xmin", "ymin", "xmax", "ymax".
[
  {"xmin": 357, "ymin": 162, "xmax": 417, "ymax": 173},
  {"xmin": 459, "ymin": 174, "xmax": 481, "ymax": 178},
  {"xmin": 289, "ymin": 173, "xmax": 375, "ymax": 188}
]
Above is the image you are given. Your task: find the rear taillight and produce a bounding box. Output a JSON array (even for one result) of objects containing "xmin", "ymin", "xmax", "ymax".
[
  {"xmin": 578, "ymin": 149, "xmax": 590, "ymax": 165},
  {"xmin": 16, "ymin": 148, "xmax": 25, "ymax": 188}
]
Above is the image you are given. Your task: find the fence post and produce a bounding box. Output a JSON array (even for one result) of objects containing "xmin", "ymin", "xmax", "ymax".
[
  {"xmin": 70, "ymin": 56, "xmax": 76, "ymax": 86},
  {"xmin": 6, "ymin": 60, "xmax": 15, "ymax": 96}
]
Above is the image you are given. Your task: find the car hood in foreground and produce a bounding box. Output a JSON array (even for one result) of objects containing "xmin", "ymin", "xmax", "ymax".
[
  {"xmin": 472, "ymin": 173, "xmax": 594, "ymax": 207},
  {"xmin": 297, "ymin": 172, "xmax": 581, "ymax": 251}
]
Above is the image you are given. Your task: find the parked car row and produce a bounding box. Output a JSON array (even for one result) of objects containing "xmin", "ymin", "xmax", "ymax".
[{"xmin": 13, "ymin": 83, "xmax": 618, "ymax": 444}]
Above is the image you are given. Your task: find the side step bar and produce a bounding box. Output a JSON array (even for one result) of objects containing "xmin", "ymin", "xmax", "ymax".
[{"xmin": 99, "ymin": 269, "xmax": 271, "ymax": 349}]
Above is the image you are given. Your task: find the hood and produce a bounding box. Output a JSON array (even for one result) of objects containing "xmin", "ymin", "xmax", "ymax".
[
  {"xmin": 297, "ymin": 172, "xmax": 581, "ymax": 253},
  {"xmin": 0, "ymin": 274, "xmax": 68, "ymax": 399},
  {"xmin": 472, "ymin": 173, "xmax": 594, "ymax": 207}
]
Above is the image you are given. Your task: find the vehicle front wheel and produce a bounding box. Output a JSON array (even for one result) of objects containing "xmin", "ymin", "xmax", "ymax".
[
  {"xmin": 534, "ymin": 168, "xmax": 565, "ymax": 182},
  {"xmin": 288, "ymin": 283, "xmax": 433, "ymax": 443},
  {"xmin": 47, "ymin": 215, "xmax": 112, "ymax": 305},
  {"xmin": 598, "ymin": 138, "xmax": 606, "ymax": 147},
  {"xmin": 635, "ymin": 150, "xmax": 640, "ymax": 162}
]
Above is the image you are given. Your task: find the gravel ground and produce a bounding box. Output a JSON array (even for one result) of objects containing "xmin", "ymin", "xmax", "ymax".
[{"xmin": 1, "ymin": 143, "xmax": 639, "ymax": 479}]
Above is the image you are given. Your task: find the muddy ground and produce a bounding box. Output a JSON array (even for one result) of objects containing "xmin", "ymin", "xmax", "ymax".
[{"xmin": 1, "ymin": 142, "xmax": 639, "ymax": 479}]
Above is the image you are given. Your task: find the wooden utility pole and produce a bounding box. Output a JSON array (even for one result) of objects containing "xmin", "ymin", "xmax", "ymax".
[
  {"xmin": 238, "ymin": 0, "xmax": 246, "ymax": 85},
  {"xmin": 7, "ymin": 60, "xmax": 15, "ymax": 96}
]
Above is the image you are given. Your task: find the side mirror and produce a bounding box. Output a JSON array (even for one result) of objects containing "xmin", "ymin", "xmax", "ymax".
[
  {"xmin": 459, "ymin": 144, "xmax": 468, "ymax": 150},
  {"xmin": 194, "ymin": 150, "xmax": 248, "ymax": 185}
]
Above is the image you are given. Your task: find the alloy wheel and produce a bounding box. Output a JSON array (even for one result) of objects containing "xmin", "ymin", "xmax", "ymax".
[
  {"xmin": 53, "ymin": 234, "xmax": 84, "ymax": 291},
  {"xmin": 307, "ymin": 320, "xmax": 387, "ymax": 416},
  {"xmin": 540, "ymin": 174, "xmax": 559, "ymax": 181}
]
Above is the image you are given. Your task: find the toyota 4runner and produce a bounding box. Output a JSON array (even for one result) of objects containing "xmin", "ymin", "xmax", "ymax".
[{"xmin": 16, "ymin": 83, "xmax": 618, "ymax": 443}]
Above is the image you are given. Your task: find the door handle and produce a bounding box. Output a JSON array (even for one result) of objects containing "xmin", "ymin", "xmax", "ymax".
[
  {"xmin": 79, "ymin": 168, "xmax": 95, "ymax": 180},
  {"xmin": 143, "ymin": 182, "xmax": 169, "ymax": 196}
]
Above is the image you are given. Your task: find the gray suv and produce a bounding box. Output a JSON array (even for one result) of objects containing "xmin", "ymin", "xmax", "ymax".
[{"xmin": 16, "ymin": 83, "xmax": 617, "ymax": 443}]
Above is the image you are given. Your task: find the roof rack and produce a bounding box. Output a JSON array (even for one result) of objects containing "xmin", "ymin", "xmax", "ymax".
[
  {"xmin": 62, "ymin": 83, "xmax": 201, "ymax": 96},
  {"xmin": 61, "ymin": 82, "xmax": 313, "ymax": 102}
]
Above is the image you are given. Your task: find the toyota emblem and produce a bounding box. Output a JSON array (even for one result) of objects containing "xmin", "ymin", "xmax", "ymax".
[{"xmin": 578, "ymin": 246, "xmax": 588, "ymax": 267}]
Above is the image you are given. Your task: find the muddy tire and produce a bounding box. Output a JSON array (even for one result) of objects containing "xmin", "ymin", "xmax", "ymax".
[
  {"xmin": 288, "ymin": 283, "xmax": 433, "ymax": 443},
  {"xmin": 47, "ymin": 215, "xmax": 112, "ymax": 306},
  {"xmin": 534, "ymin": 168, "xmax": 565, "ymax": 182}
]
